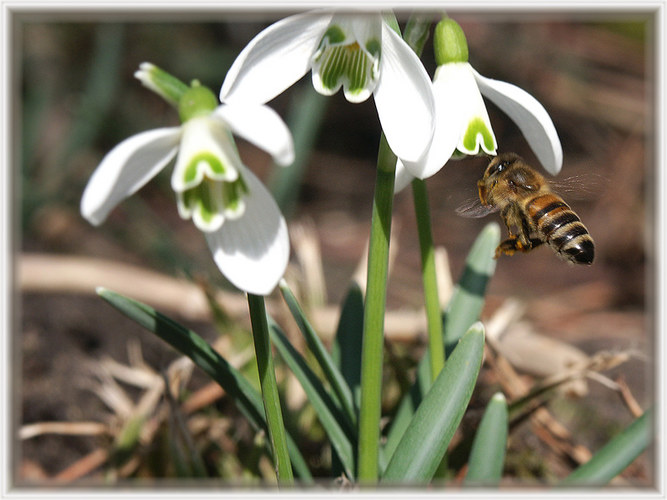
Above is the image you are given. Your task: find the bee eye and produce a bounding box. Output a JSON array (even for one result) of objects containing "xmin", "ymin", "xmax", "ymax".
[{"xmin": 490, "ymin": 160, "xmax": 507, "ymax": 176}]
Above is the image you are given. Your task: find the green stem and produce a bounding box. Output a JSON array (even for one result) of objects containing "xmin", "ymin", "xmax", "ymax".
[
  {"xmin": 247, "ymin": 293, "xmax": 293, "ymax": 484},
  {"xmin": 411, "ymin": 178, "xmax": 445, "ymax": 382},
  {"xmin": 358, "ymin": 134, "xmax": 396, "ymax": 482}
]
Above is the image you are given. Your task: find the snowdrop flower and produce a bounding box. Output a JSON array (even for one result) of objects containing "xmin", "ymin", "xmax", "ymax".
[
  {"xmin": 81, "ymin": 63, "xmax": 294, "ymax": 295},
  {"xmin": 219, "ymin": 10, "xmax": 435, "ymax": 163},
  {"xmin": 397, "ymin": 17, "xmax": 562, "ymax": 190}
]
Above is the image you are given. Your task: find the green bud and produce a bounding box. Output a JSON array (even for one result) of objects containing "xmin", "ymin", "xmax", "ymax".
[
  {"xmin": 433, "ymin": 17, "xmax": 469, "ymax": 66},
  {"xmin": 178, "ymin": 82, "xmax": 219, "ymax": 123},
  {"xmin": 134, "ymin": 62, "xmax": 189, "ymax": 107}
]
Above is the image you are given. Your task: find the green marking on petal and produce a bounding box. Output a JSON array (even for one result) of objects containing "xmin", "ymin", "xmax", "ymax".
[
  {"xmin": 366, "ymin": 38, "xmax": 381, "ymax": 79},
  {"xmin": 461, "ymin": 117, "xmax": 496, "ymax": 153},
  {"xmin": 321, "ymin": 25, "xmax": 347, "ymax": 47},
  {"xmin": 181, "ymin": 152, "xmax": 229, "ymax": 187},
  {"xmin": 222, "ymin": 175, "xmax": 249, "ymax": 215},
  {"xmin": 176, "ymin": 173, "xmax": 248, "ymax": 229},
  {"xmin": 314, "ymin": 41, "xmax": 377, "ymax": 101}
]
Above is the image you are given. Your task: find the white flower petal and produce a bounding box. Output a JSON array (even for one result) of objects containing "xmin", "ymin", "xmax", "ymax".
[
  {"xmin": 394, "ymin": 159, "xmax": 414, "ymax": 193},
  {"xmin": 373, "ymin": 22, "xmax": 435, "ymax": 163},
  {"xmin": 219, "ymin": 12, "xmax": 333, "ymax": 105},
  {"xmin": 205, "ymin": 168, "xmax": 289, "ymax": 295},
  {"xmin": 449, "ymin": 64, "xmax": 496, "ymax": 156},
  {"xmin": 472, "ymin": 68, "xmax": 562, "ymax": 175},
  {"xmin": 213, "ymin": 104, "xmax": 294, "ymax": 166},
  {"xmin": 350, "ymin": 14, "xmax": 383, "ymax": 52},
  {"xmin": 401, "ymin": 64, "xmax": 468, "ymax": 179},
  {"xmin": 81, "ymin": 127, "xmax": 181, "ymax": 225}
]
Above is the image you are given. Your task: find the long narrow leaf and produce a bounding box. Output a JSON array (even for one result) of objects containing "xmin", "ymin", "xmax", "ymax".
[
  {"xmin": 381, "ymin": 323, "xmax": 485, "ymax": 483},
  {"xmin": 279, "ymin": 281, "xmax": 356, "ymax": 428},
  {"xmin": 331, "ymin": 282, "xmax": 364, "ymax": 410},
  {"xmin": 464, "ymin": 392, "xmax": 508, "ymax": 485},
  {"xmin": 269, "ymin": 319, "xmax": 356, "ymax": 479},
  {"xmin": 96, "ymin": 287, "xmax": 312, "ymax": 482},
  {"xmin": 561, "ymin": 408, "xmax": 652, "ymax": 486},
  {"xmin": 383, "ymin": 223, "xmax": 499, "ymax": 463},
  {"xmin": 443, "ymin": 222, "xmax": 500, "ymax": 350}
]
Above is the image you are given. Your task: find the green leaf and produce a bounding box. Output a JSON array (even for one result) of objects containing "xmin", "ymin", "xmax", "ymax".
[
  {"xmin": 331, "ymin": 282, "xmax": 364, "ymax": 411},
  {"xmin": 279, "ymin": 281, "xmax": 356, "ymax": 428},
  {"xmin": 561, "ymin": 408, "xmax": 652, "ymax": 486},
  {"xmin": 269, "ymin": 319, "xmax": 356, "ymax": 479},
  {"xmin": 383, "ymin": 223, "xmax": 499, "ymax": 464},
  {"xmin": 443, "ymin": 222, "xmax": 500, "ymax": 350},
  {"xmin": 96, "ymin": 287, "xmax": 313, "ymax": 482},
  {"xmin": 464, "ymin": 392, "xmax": 508, "ymax": 485},
  {"xmin": 381, "ymin": 323, "xmax": 485, "ymax": 483}
]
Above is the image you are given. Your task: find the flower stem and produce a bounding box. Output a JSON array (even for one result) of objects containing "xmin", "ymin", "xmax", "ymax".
[
  {"xmin": 411, "ymin": 178, "xmax": 445, "ymax": 382},
  {"xmin": 246, "ymin": 293, "xmax": 293, "ymax": 484},
  {"xmin": 358, "ymin": 133, "xmax": 396, "ymax": 482}
]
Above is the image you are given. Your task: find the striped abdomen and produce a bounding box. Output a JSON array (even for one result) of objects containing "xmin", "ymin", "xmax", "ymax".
[{"xmin": 526, "ymin": 194, "xmax": 595, "ymax": 265}]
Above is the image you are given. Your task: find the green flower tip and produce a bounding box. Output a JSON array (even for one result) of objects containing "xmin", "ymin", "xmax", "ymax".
[
  {"xmin": 178, "ymin": 83, "xmax": 219, "ymax": 123},
  {"xmin": 434, "ymin": 17, "xmax": 469, "ymax": 66}
]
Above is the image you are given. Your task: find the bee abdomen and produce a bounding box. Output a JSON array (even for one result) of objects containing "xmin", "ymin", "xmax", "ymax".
[{"xmin": 529, "ymin": 195, "xmax": 595, "ymax": 265}]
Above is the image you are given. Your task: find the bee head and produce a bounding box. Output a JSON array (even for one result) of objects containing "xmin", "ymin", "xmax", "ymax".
[{"xmin": 485, "ymin": 152, "xmax": 522, "ymax": 179}]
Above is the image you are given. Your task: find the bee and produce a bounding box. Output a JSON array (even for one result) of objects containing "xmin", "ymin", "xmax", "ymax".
[{"xmin": 457, "ymin": 152, "xmax": 594, "ymax": 265}]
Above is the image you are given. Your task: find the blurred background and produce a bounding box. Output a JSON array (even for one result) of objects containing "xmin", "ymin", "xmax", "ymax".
[{"xmin": 14, "ymin": 8, "xmax": 655, "ymax": 486}]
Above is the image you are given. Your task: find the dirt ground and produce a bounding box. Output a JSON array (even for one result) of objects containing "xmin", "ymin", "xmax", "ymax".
[{"xmin": 13, "ymin": 10, "xmax": 657, "ymax": 487}]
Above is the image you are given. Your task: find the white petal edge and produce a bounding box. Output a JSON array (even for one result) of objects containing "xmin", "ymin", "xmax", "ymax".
[
  {"xmin": 401, "ymin": 63, "xmax": 470, "ymax": 179},
  {"xmin": 373, "ymin": 22, "xmax": 435, "ymax": 164},
  {"xmin": 204, "ymin": 168, "xmax": 289, "ymax": 295},
  {"xmin": 81, "ymin": 127, "xmax": 181, "ymax": 225},
  {"xmin": 219, "ymin": 11, "xmax": 333, "ymax": 105},
  {"xmin": 472, "ymin": 68, "xmax": 563, "ymax": 175},
  {"xmin": 394, "ymin": 159, "xmax": 414, "ymax": 193},
  {"xmin": 213, "ymin": 104, "xmax": 295, "ymax": 166}
]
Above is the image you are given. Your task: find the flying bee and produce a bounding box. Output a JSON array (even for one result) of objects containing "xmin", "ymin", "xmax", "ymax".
[{"xmin": 457, "ymin": 152, "xmax": 595, "ymax": 265}]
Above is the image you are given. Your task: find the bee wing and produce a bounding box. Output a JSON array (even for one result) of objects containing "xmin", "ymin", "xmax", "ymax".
[
  {"xmin": 549, "ymin": 173, "xmax": 608, "ymax": 201},
  {"xmin": 455, "ymin": 197, "xmax": 499, "ymax": 218}
]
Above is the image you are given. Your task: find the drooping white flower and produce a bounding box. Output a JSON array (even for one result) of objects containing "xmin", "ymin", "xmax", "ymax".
[
  {"xmin": 397, "ymin": 17, "xmax": 562, "ymax": 190},
  {"xmin": 81, "ymin": 63, "xmax": 294, "ymax": 295},
  {"xmin": 219, "ymin": 11, "xmax": 435, "ymax": 164}
]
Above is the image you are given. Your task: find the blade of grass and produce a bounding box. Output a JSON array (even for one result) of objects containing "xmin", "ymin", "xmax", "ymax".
[
  {"xmin": 96, "ymin": 287, "xmax": 312, "ymax": 482},
  {"xmin": 560, "ymin": 408, "xmax": 652, "ymax": 486},
  {"xmin": 383, "ymin": 223, "xmax": 499, "ymax": 463},
  {"xmin": 381, "ymin": 323, "xmax": 485, "ymax": 483},
  {"xmin": 269, "ymin": 319, "xmax": 356, "ymax": 479},
  {"xmin": 464, "ymin": 392, "xmax": 508, "ymax": 485},
  {"xmin": 279, "ymin": 280, "xmax": 356, "ymax": 429},
  {"xmin": 247, "ymin": 294, "xmax": 293, "ymax": 484}
]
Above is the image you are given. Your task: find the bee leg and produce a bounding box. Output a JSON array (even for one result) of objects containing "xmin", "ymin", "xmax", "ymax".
[
  {"xmin": 494, "ymin": 236, "xmax": 540, "ymax": 258},
  {"xmin": 494, "ymin": 237, "xmax": 524, "ymax": 258}
]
